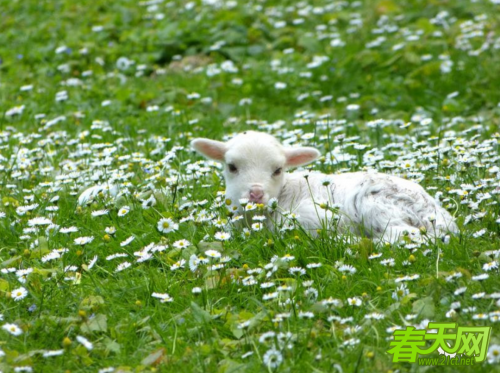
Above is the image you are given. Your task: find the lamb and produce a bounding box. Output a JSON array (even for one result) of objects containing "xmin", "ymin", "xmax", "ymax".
[{"xmin": 191, "ymin": 131, "xmax": 458, "ymax": 243}]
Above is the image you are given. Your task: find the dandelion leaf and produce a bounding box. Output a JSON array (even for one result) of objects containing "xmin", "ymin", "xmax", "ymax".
[
  {"xmin": 140, "ymin": 348, "xmax": 166, "ymax": 366},
  {"xmin": 191, "ymin": 301, "xmax": 212, "ymax": 324},
  {"xmin": 412, "ymin": 296, "xmax": 435, "ymax": 319},
  {"xmin": 81, "ymin": 313, "xmax": 108, "ymax": 333}
]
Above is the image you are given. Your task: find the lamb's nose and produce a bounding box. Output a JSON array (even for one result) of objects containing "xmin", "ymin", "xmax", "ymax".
[{"xmin": 249, "ymin": 186, "xmax": 264, "ymax": 203}]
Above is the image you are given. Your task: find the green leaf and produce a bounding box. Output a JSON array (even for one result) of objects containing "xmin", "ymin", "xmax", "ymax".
[
  {"xmin": 191, "ymin": 301, "xmax": 212, "ymax": 324},
  {"xmin": 197, "ymin": 241, "xmax": 223, "ymax": 253},
  {"xmin": 412, "ymin": 296, "xmax": 435, "ymax": 319},
  {"xmin": 0, "ymin": 278, "xmax": 10, "ymax": 292},
  {"xmin": 477, "ymin": 252, "xmax": 492, "ymax": 263},
  {"xmin": 33, "ymin": 268, "xmax": 58, "ymax": 278},
  {"xmin": 104, "ymin": 337, "xmax": 121, "ymax": 353},
  {"xmin": 218, "ymin": 359, "xmax": 249, "ymax": 373},
  {"xmin": 81, "ymin": 313, "xmax": 108, "ymax": 333},
  {"xmin": 310, "ymin": 301, "xmax": 330, "ymax": 313},
  {"xmin": 30, "ymin": 237, "xmax": 50, "ymax": 258},
  {"xmin": 0, "ymin": 256, "xmax": 21, "ymax": 268},
  {"xmin": 80, "ymin": 295, "xmax": 105, "ymax": 310},
  {"xmin": 38, "ymin": 236, "xmax": 49, "ymax": 251},
  {"xmin": 141, "ymin": 348, "xmax": 166, "ymax": 366},
  {"xmin": 166, "ymin": 247, "xmax": 182, "ymax": 259}
]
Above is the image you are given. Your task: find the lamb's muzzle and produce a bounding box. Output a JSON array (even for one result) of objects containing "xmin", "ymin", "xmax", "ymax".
[{"xmin": 249, "ymin": 184, "xmax": 264, "ymax": 203}]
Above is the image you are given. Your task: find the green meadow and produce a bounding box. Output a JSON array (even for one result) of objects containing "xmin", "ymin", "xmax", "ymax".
[{"xmin": 1, "ymin": 0, "xmax": 500, "ymax": 371}]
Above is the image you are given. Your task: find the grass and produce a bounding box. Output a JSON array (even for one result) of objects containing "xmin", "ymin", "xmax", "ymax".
[{"xmin": 1, "ymin": 0, "xmax": 500, "ymax": 372}]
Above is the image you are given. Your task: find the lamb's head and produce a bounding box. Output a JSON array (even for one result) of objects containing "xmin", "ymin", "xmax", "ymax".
[{"xmin": 191, "ymin": 131, "xmax": 320, "ymax": 207}]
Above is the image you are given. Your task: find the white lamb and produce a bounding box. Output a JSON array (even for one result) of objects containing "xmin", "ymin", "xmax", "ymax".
[{"xmin": 191, "ymin": 131, "xmax": 458, "ymax": 243}]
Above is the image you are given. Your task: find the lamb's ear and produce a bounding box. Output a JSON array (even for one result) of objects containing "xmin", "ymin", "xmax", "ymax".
[
  {"xmin": 191, "ymin": 138, "xmax": 227, "ymax": 161},
  {"xmin": 284, "ymin": 147, "xmax": 320, "ymax": 167}
]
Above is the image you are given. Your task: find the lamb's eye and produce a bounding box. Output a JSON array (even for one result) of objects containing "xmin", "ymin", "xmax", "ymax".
[
  {"xmin": 273, "ymin": 167, "xmax": 282, "ymax": 176},
  {"xmin": 228, "ymin": 164, "xmax": 238, "ymax": 173}
]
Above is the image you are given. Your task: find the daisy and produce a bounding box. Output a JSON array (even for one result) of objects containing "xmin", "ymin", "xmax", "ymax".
[
  {"xmin": 120, "ymin": 236, "xmax": 135, "ymax": 247},
  {"xmin": 252, "ymin": 215, "xmax": 266, "ymax": 221},
  {"xmin": 380, "ymin": 258, "xmax": 395, "ymax": 267},
  {"xmin": 298, "ymin": 311, "xmax": 315, "ymax": 319},
  {"xmin": 214, "ymin": 231, "xmax": 231, "ymax": 241},
  {"xmin": 27, "ymin": 217, "xmax": 52, "ymax": 226},
  {"xmin": 263, "ymin": 347, "xmax": 283, "ymax": 369},
  {"xmin": 87, "ymin": 256, "xmax": 98, "ymax": 269},
  {"xmin": 483, "ymin": 261, "xmax": 498, "ymax": 271},
  {"xmin": 170, "ymin": 259, "xmax": 186, "ymax": 270},
  {"xmin": 220, "ymin": 256, "xmax": 231, "ymax": 263},
  {"xmin": 251, "ymin": 222, "xmax": 263, "ymax": 231},
  {"xmin": 91, "ymin": 209, "xmax": 109, "ymax": 217},
  {"xmin": 105, "ymin": 226, "xmax": 116, "ymax": 235},
  {"xmin": 259, "ymin": 331, "xmax": 276, "ymax": 344},
  {"xmin": 275, "ymin": 82, "xmax": 287, "ymax": 90},
  {"xmin": 338, "ymin": 264, "xmax": 356, "ymax": 274},
  {"xmin": 205, "ymin": 250, "xmax": 221, "ymax": 259},
  {"xmin": 60, "ymin": 226, "xmax": 78, "ymax": 233},
  {"xmin": 141, "ymin": 195, "xmax": 157, "ymax": 209},
  {"xmin": 209, "ymin": 264, "xmax": 224, "ymax": 271},
  {"xmin": 260, "ymin": 282, "xmax": 275, "ymax": 289},
  {"xmin": 242, "ymin": 276, "xmax": 257, "ymax": 286},
  {"xmin": 74, "ymin": 236, "xmax": 94, "ymax": 245},
  {"xmin": 11, "ymin": 287, "xmax": 28, "ymax": 301},
  {"xmin": 306, "ymin": 262, "xmax": 322, "ymax": 269},
  {"xmin": 42, "ymin": 350, "xmax": 64, "ymax": 357},
  {"xmin": 267, "ymin": 198, "xmax": 278, "ymax": 211},
  {"xmin": 45, "ymin": 224, "xmax": 60, "ymax": 235},
  {"xmin": 2, "ymin": 323, "xmax": 23, "ymax": 336},
  {"xmin": 277, "ymin": 285, "xmax": 291, "ymax": 292},
  {"xmin": 392, "ymin": 284, "xmax": 409, "ymax": 301},
  {"xmin": 173, "ymin": 239, "xmax": 191, "ymax": 249},
  {"xmin": 152, "ymin": 292, "xmax": 173, "ymax": 303},
  {"xmin": 115, "ymin": 262, "xmax": 131, "ymax": 272},
  {"xmin": 365, "ymin": 312, "xmax": 385, "ymax": 320},
  {"xmin": 487, "ymin": 344, "xmax": 500, "ymax": 364},
  {"xmin": 446, "ymin": 309, "xmax": 457, "ymax": 318},
  {"xmin": 472, "ymin": 273, "xmax": 489, "ymax": 281},
  {"xmin": 189, "ymin": 254, "xmax": 200, "ymax": 272},
  {"xmin": 76, "ymin": 335, "xmax": 93, "ymax": 350},
  {"xmin": 343, "ymin": 338, "xmax": 360, "ymax": 346},
  {"xmin": 263, "ymin": 292, "xmax": 278, "ymax": 300},
  {"xmin": 238, "ymin": 320, "xmax": 251, "ymax": 329},
  {"xmin": 245, "ymin": 202, "xmax": 258, "ymax": 211},
  {"xmin": 473, "ymin": 228, "xmax": 487, "ymax": 238},
  {"xmin": 106, "ymin": 253, "xmax": 128, "ymax": 261},
  {"xmin": 289, "ymin": 267, "xmax": 306, "ymax": 276},
  {"xmin": 117, "ymin": 206, "xmax": 130, "ymax": 217},
  {"xmin": 157, "ymin": 218, "xmax": 179, "ymax": 233},
  {"xmin": 347, "ymin": 297, "xmax": 362, "ymax": 306},
  {"xmin": 241, "ymin": 228, "xmax": 251, "ymax": 238},
  {"xmin": 16, "ymin": 268, "xmax": 33, "ymax": 283}
]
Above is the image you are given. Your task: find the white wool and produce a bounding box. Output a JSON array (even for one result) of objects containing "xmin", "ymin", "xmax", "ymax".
[{"xmin": 192, "ymin": 131, "xmax": 458, "ymax": 243}]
